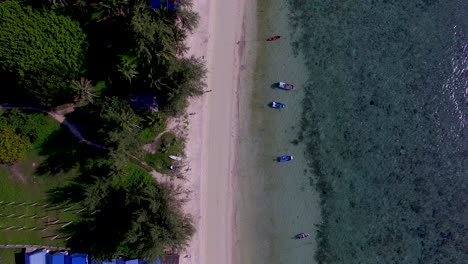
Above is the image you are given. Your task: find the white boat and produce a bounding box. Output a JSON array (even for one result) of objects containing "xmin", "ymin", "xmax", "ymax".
[
  {"xmin": 169, "ymin": 155, "xmax": 182, "ymax": 161},
  {"xmin": 278, "ymin": 82, "xmax": 295, "ymax": 90}
]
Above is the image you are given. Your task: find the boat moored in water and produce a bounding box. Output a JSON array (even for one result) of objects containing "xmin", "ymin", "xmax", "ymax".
[
  {"xmin": 278, "ymin": 82, "xmax": 295, "ymax": 90},
  {"xmin": 295, "ymin": 233, "xmax": 310, "ymax": 239},
  {"xmin": 277, "ymin": 155, "xmax": 294, "ymax": 162},
  {"xmin": 270, "ymin": 101, "xmax": 286, "ymax": 109},
  {"xmin": 267, "ymin": 35, "xmax": 281, "ymax": 41}
]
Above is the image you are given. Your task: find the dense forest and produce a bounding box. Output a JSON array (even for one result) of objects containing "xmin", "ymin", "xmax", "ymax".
[{"xmin": 0, "ymin": 0, "xmax": 204, "ymax": 260}]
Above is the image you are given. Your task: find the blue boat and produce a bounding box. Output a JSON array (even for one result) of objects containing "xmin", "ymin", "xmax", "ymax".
[
  {"xmin": 277, "ymin": 155, "xmax": 294, "ymax": 162},
  {"xmin": 295, "ymin": 232, "xmax": 310, "ymax": 239},
  {"xmin": 169, "ymin": 165, "xmax": 180, "ymax": 171},
  {"xmin": 270, "ymin": 101, "xmax": 285, "ymax": 109}
]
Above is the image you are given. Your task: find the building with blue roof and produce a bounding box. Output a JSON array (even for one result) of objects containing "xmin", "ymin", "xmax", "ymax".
[
  {"xmin": 25, "ymin": 250, "xmax": 47, "ymax": 264},
  {"xmin": 46, "ymin": 252, "xmax": 71, "ymax": 264},
  {"xmin": 101, "ymin": 260, "xmax": 116, "ymax": 264},
  {"xmin": 24, "ymin": 251, "xmax": 168, "ymax": 264},
  {"xmin": 150, "ymin": 0, "xmax": 177, "ymax": 11},
  {"xmin": 125, "ymin": 259, "xmax": 149, "ymax": 264},
  {"xmin": 70, "ymin": 254, "xmax": 88, "ymax": 264},
  {"xmin": 115, "ymin": 258, "xmax": 126, "ymax": 264}
]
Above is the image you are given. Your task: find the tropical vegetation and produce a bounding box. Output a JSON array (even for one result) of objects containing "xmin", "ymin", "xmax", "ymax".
[
  {"xmin": 0, "ymin": 0, "xmax": 87, "ymax": 106},
  {"xmin": 0, "ymin": 0, "xmax": 204, "ymax": 260}
]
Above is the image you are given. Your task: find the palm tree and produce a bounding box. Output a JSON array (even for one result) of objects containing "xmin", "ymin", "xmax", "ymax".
[
  {"xmin": 174, "ymin": 0, "xmax": 199, "ymax": 33},
  {"xmin": 48, "ymin": 0, "xmax": 70, "ymax": 6},
  {"xmin": 131, "ymin": 2, "xmax": 177, "ymax": 63},
  {"xmin": 71, "ymin": 78, "xmax": 98, "ymax": 106},
  {"xmin": 117, "ymin": 55, "xmax": 139, "ymax": 82},
  {"xmin": 92, "ymin": 0, "xmax": 130, "ymax": 21}
]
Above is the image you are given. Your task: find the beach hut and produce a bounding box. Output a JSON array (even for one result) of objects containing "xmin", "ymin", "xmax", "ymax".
[
  {"xmin": 150, "ymin": 0, "xmax": 177, "ymax": 11},
  {"xmin": 45, "ymin": 252, "xmax": 71, "ymax": 264},
  {"xmin": 69, "ymin": 254, "xmax": 88, "ymax": 264},
  {"xmin": 127, "ymin": 259, "xmax": 149, "ymax": 264},
  {"xmin": 25, "ymin": 250, "xmax": 47, "ymax": 264},
  {"xmin": 129, "ymin": 94, "xmax": 159, "ymax": 112},
  {"xmin": 115, "ymin": 259, "xmax": 126, "ymax": 264},
  {"xmin": 101, "ymin": 260, "xmax": 116, "ymax": 264}
]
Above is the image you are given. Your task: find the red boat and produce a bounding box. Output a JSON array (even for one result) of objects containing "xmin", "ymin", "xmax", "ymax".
[{"xmin": 266, "ymin": 35, "xmax": 281, "ymax": 41}]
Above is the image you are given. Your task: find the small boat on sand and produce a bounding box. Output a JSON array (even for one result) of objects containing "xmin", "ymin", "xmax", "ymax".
[
  {"xmin": 169, "ymin": 165, "xmax": 180, "ymax": 171},
  {"xmin": 169, "ymin": 155, "xmax": 182, "ymax": 161},
  {"xmin": 267, "ymin": 35, "xmax": 281, "ymax": 41},
  {"xmin": 277, "ymin": 155, "xmax": 294, "ymax": 162},
  {"xmin": 270, "ymin": 101, "xmax": 285, "ymax": 109},
  {"xmin": 296, "ymin": 233, "xmax": 310, "ymax": 239},
  {"xmin": 278, "ymin": 82, "xmax": 295, "ymax": 90}
]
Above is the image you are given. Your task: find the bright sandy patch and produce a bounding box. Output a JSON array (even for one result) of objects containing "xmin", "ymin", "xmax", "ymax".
[{"xmin": 180, "ymin": 0, "xmax": 245, "ymax": 263}]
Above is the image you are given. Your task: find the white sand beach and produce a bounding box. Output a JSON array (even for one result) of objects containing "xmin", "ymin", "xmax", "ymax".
[{"xmin": 180, "ymin": 0, "xmax": 245, "ymax": 263}]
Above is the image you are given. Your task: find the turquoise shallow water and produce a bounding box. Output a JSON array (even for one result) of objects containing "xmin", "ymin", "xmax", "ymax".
[
  {"xmin": 237, "ymin": 0, "xmax": 318, "ymax": 263},
  {"xmin": 239, "ymin": 0, "xmax": 468, "ymax": 263}
]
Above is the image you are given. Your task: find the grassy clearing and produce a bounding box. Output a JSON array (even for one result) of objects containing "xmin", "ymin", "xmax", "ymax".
[
  {"xmin": 0, "ymin": 248, "xmax": 22, "ymax": 264},
  {"xmin": 145, "ymin": 132, "xmax": 185, "ymax": 173},
  {"xmin": 0, "ymin": 112, "xmax": 82, "ymax": 249},
  {"xmin": 0, "ymin": 162, "xmax": 78, "ymax": 246},
  {"xmin": 138, "ymin": 112, "xmax": 168, "ymax": 144}
]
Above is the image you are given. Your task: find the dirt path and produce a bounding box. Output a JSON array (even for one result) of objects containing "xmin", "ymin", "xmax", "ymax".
[
  {"xmin": 0, "ymin": 104, "xmax": 176, "ymax": 181},
  {"xmin": 9, "ymin": 163, "xmax": 27, "ymax": 183},
  {"xmin": 0, "ymin": 104, "xmax": 107, "ymax": 150},
  {"xmin": 0, "ymin": 104, "xmax": 191, "ymax": 191}
]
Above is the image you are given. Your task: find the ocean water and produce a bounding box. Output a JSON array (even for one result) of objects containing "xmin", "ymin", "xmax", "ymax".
[
  {"xmin": 238, "ymin": 0, "xmax": 468, "ymax": 263},
  {"xmin": 237, "ymin": 0, "xmax": 319, "ymax": 263}
]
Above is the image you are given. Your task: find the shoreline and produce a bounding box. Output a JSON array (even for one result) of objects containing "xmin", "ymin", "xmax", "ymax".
[
  {"xmin": 182, "ymin": 0, "xmax": 246, "ymax": 263},
  {"xmin": 236, "ymin": 0, "xmax": 321, "ymax": 262}
]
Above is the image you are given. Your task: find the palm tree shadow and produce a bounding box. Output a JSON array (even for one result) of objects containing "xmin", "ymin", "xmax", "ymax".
[{"xmin": 47, "ymin": 183, "xmax": 88, "ymax": 206}]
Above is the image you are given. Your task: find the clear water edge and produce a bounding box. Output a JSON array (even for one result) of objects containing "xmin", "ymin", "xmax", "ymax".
[
  {"xmin": 238, "ymin": 0, "xmax": 468, "ymax": 263},
  {"xmin": 237, "ymin": 0, "xmax": 320, "ymax": 263}
]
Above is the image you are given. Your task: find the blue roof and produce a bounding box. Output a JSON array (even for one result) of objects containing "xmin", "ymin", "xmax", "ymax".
[
  {"xmin": 150, "ymin": 0, "xmax": 176, "ymax": 11},
  {"xmin": 150, "ymin": 0, "xmax": 161, "ymax": 9},
  {"xmin": 46, "ymin": 252, "xmax": 70, "ymax": 264},
  {"xmin": 166, "ymin": 0, "xmax": 176, "ymax": 10},
  {"xmin": 25, "ymin": 251, "xmax": 47, "ymax": 264},
  {"xmin": 156, "ymin": 259, "xmax": 161, "ymax": 264},
  {"xmin": 125, "ymin": 260, "xmax": 139, "ymax": 264},
  {"xmin": 115, "ymin": 259, "xmax": 125, "ymax": 264},
  {"xmin": 70, "ymin": 254, "xmax": 88, "ymax": 264}
]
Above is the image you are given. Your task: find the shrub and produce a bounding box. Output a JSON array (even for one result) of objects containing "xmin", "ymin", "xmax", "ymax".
[{"xmin": 0, "ymin": 126, "xmax": 31, "ymax": 164}]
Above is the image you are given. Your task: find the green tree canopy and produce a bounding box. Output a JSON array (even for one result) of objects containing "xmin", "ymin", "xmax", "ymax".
[
  {"xmin": 84, "ymin": 97, "xmax": 141, "ymax": 147},
  {"xmin": 0, "ymin": 0, "xmax": 87, "ymax": 106},
  {"xmin": 0, "ymin": 125, "xmax": 31, "ymax": 164},
  {"xmin": 62, "ymin": 164, "xmax": 194, "ymax": 260}
]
